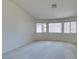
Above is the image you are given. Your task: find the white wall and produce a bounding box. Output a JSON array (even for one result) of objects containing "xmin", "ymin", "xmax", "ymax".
[
  {"xmin": 33, "ymin": 17, "xmax": 77, "ymax": 44},
  {"xmin": 3, "ymin": 0, "xmax": 34, "ymax": 53}
]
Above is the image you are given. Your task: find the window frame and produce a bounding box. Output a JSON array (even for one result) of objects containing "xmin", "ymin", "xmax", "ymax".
[
  {"xmin": 70, "ymin": 21, "xmax": 77, "ymax": 33},
  {"xmin": 64, "ymin": 21, "xmax": 77, "ymax": 33},
  {"xmin": 48, "ymin": 23, "xmax": 62, "ymax": 33},
  {"xmin": 35, "ymin": 21, "xmax": 77, "ymax": 34},
  {"xmin": 35, "ymin": 23, "xmax": 47, "ymax": 33}
]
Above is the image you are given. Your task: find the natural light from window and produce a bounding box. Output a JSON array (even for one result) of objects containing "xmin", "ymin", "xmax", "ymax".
[
  {"xmin": 64, "ymin": 21, "xmax": 76, "ymax": 33},
  {"xmin": 36, "ymin": 23, "xmax": 46, "ymax": 33},
  {"xmin": 36, "ymin": 21, "xmax": 76, "ymax": 33},
  {"xmin": 48, "ymin": 23, "xmax": 62, "ymax": 33}
]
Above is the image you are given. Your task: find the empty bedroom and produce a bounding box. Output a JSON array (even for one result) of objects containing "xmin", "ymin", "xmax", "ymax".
[{"xmin": 2, "ymin": 0, "xmax": 77, "ymax": 59}]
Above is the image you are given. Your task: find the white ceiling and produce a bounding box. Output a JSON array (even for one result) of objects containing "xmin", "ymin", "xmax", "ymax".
[{"xmin": 12, "ymin": 0, "xmax": 77, "ymax": 19}]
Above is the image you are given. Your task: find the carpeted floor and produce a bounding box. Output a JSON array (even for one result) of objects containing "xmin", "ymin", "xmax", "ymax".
[{"xmin": 3, "ymin": 41, "xmax": 77, "ymax": 59}]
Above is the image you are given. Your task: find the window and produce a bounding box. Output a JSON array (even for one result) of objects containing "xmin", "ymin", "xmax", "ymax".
[
  {"xmin": 70, "ymin": 22, "xmax": 76, "ymax": 33},
  {"xmin": 64, "ymin": 21, "xmax": 76, "ymax": 33},
  {"xmin": 48, "ymin": 23, "xmax": 62, "ymax": 33},
  {"xmin": 64, "ymin": 22, "xmax": 70, "ymax": 33},
  {"xmin": 36, "ymin": 21, "xmax": 76, "ymax": 33},
  {"xmin": 36, "ymin": 23, "xmax": 46, "ymax": 33}
]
